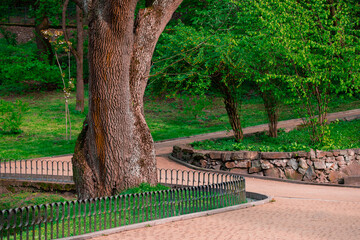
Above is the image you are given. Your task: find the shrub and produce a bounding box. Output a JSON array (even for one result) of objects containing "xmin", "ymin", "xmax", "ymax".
[
  {"xmin": 0, "ymin": 99, "xmax": 28, "ymax": 134},
  {"xmin": 0, "ymin": 40, "xmax": 61, "ymax": 94}
]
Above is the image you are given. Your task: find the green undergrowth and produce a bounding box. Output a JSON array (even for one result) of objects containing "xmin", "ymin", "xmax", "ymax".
[
  {"xmin": 118, "ymin": 183, "xmax": 170, "ymax": 195},
  {"xmin": 192, "ymin": 119, "xmax": 360, "ymax": 152},
  {"xmin": 0, "ymin": 183, "xmax": 168, "ymax": 211},
  {"xmin": 0, "ymin": 192, "xmax": 75, "ymax": 211},
  {"xmin": 0, "ymin": 183, "xmax": 245, "ymax": 240},
  {"xmin": 0, "ymin": 90, "xmax": 359, "ymax": 161}
]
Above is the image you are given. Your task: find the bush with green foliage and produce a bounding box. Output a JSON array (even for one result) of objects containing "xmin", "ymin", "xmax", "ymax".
[
  {"xmin": 0, "ymin": 27, "xmax": 17, "ymax": 46},
  {"xmin": 0, "ymin": 99, "xmax": 28, "ymax": 134},
  {"xmin": 0, "ymin": 40, "xmax": 61, "ymax": 94}
]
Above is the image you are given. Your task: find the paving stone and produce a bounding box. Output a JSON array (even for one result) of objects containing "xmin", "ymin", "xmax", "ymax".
[
  {"xmin": 332, "ymin": 150, "xmax": 340, "ymax": 157},
  {"xmin": 298, "ymin": 159, "xmax": 308, "ymax": 169},
  {"xmin": 285, "ymin": 168, "xmax": 303, "ymax": 180},
  {"xmin": 225, "ymin": 161, "xmax": 236, "ymax": 169},
  {"xmin": 193, "ymin": 153, "xmax": 205, "ymax": 160},
  {"xmin": 348, "ymin": 149, "xmax": 355, "ymax": 156},
  {"xmin": 208, "ymin": 152, "xmax": 222, "ymax": 160},
  {"xmin": 339, "ymin": 150, "xmax": 347, "ymax": 156},
  {"xmin": 230, "ymin": 168, "xmax": 248, "ymax": 174},
  {"xmin": 264, "ymin": 168, "xmax": 281, "ymax": 178},
  {"xmin": 231, "ymin": 151, "xmax": 258, "ymax": 160},
  {"xmin": 260, "ymin": 160, "xmax": 273, "ymax": 170},
  {"xmin": 298, "ymin": 167, "xmax": 307, "ymax": 175},
  {"xmin": 273, "ymin": 160, "xmax": 287, "ymax": 167},
  {"xmin": 329, "ymin": 171, "xmax": 344, "ymax": 183},
  {"xmin": 287, "ymin": 159, "xmax": 298, "ymax": 170},
  {"xmin": 293, "ymin": 151, "xmax": 309, "ymax": 158},
  {"xmin": 199, "ymin": 159, "xmax": 208, "ymax": 168},
  {"xmin": 249, "ymin": 160, "xmax": 261, "ymax": 173},
  {"xmin": 325, "ymin": 157, "xmax": 336, "ymax": 163},
  {"xmin": 261, "ymin": 152, "xmax": 292, "ymax": 159},
  {"xmin": 303, "ymin": 166, "xmax": 316, "ymax": 181},
  {"xmin": 314, "ymin": 161, "xmax": 326, "ymax": 170},
  {"xmin": 316, "ymin": 150, "xmax": 328, "ymax": 158},
  {"xmin": 310, "ymin": 149, "xmax": 316, "ymax": 159},
  {"xmin": 235, "ymin": 160, "xmax": 250, "ymax": 169}
]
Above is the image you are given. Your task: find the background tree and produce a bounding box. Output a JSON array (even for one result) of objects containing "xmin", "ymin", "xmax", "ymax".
[
  {"xmin": 71, "ymin": 0, "xmax": 183, "ymax": 199},
  {"xmin": 150, "ymin": 0, "xmax": 248, "ymax": 141},
  {"xmin": 150, "ymin": 0, "xmax": 287, "ymax": 140}
]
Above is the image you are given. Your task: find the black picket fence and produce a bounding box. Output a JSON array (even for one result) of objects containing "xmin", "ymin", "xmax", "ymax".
[{"xmin": 0, "ymin": 168, "xmax": 246, "ymax": 240}]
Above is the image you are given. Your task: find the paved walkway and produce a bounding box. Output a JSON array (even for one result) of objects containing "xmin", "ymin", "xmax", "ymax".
[
  {"xmin": 5, "ymin": 109, "xmax": 360, "ymax": 239},
  {"xmin": 90, "ymin": 109, "xmax": 360, "ymax": 240}
]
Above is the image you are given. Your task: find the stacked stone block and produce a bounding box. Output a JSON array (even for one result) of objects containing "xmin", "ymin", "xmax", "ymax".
[{"xmin": 172, "ymin": 145, "xmax": 360, "ymax": 184}]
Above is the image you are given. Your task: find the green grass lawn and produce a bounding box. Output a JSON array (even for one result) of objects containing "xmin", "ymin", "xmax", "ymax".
[
  {"xmin": 0, "ymin": 182, "xmax": 245, "ymax": 240},
  {"xmin": 192, "ymin": 119, "xmax": 360, "ymax": 152},
  {"xmin": 0, "ymin": 192, "xmax": 75, "ymax": 211},
  {"xmin": 0, "ymin": 90, "xmax": 359, "ymax": 161}
]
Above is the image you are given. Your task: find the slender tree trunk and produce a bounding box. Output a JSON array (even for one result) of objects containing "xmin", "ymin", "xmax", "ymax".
[
  {"xmin": 212, "ymin": 69, "xmax": 243, "ymax": 142},
  {"xmin": 218, "ymin": 80, "xmax": 243, "ymax": 142},
  {"xmin": 223, "ymin": 91, "xmax": 243, "ymax": 142},
  {"xmin": 261, "ymin": 90, "xmax": 279, "ymax": 138},
  {"xmin": 72, "ymin": 0, "xmax": 183, "ymax": 199},
  {"xmin": 75, "ymin": 6, "xmax": 84, "ymax": 112},
  {"xmin": 35, "ymin": 16, "xmax": 54, "ymax": 64}
]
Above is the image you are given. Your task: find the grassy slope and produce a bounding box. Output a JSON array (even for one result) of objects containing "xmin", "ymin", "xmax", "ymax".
[
  {"xmin": 1, "ymin": 90, "xmax": 359, "ymax": 161},
  {"xmin": 192, "ymin": 119, "xmax": 360, "ymax": 152}
]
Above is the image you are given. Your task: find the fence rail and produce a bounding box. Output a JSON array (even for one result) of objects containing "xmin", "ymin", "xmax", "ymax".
[
  {"xmin": 0, "ymin": 161, "xmax": 246, "ymax": 240},
  {"xmin": 0, "ymin": 159, "xmax": 73, "ymax": 183}
]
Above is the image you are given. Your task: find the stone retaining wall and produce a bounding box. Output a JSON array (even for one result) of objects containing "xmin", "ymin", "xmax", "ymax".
[{"xmin": 172, "ymin": 145, "xmax": 360, "ymax": 184}]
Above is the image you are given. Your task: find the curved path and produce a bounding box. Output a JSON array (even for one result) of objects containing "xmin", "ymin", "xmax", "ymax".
[
  {"xmin": 93, "ymin": 153, "xmax": 360, "ymax": 240},
  {"xmin": 92, "ymin": 110, "xmax": 360, "ymax": 240},
  {"xmin": 5, "ymin": 110, "xmax": 360, "ymax": 239},
  {"xmin": 92, "ymin": 157, "xmax": 360, "ymax": 240}
]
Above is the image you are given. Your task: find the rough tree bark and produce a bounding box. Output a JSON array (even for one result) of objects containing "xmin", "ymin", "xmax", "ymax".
[{"xmin": 72, "ymin": 0, "xmax": 183, "ymax": 199}]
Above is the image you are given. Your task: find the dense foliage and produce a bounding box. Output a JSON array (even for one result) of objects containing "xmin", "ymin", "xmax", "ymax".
[
  {"xmin": 150, "ymin": 0, "xmax": 360, "ymax": 145},
  {"xmin": 0, "ymin": 39, "xmax": 61, "ymax": 94}
]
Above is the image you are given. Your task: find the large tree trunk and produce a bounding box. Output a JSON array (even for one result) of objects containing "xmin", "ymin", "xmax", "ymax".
[
  {"xmin": 72, "ymin": 0, "xmax": 183, "ymax": 199},
  {"xmin": 75, "ymin": 6, "xmax": 84, "ymax": 112}
]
